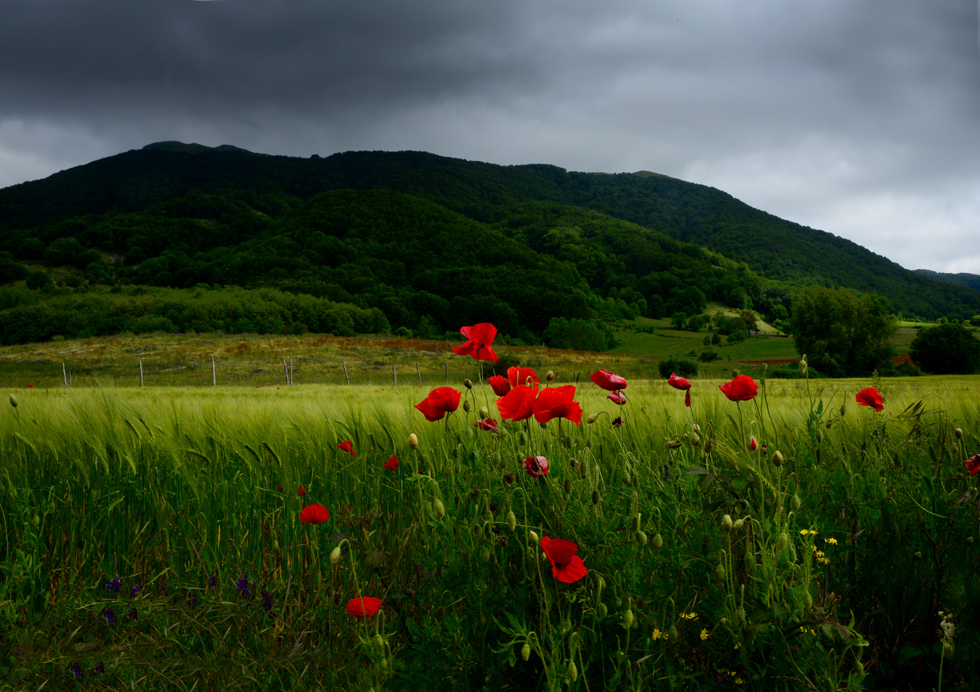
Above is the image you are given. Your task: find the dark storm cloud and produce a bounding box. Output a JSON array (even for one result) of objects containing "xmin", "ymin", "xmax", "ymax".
[{"xmin": 0, "ymin": 0, "xmax": 977, "ymax": 271}]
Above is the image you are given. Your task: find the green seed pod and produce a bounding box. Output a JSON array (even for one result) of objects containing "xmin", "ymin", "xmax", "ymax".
[
  {"xmin": 623, "ymin": 609, "xmax": 634, "ymax": 628},
  {"xmin": 522, "ymin": 643, "xmax": 531, "ymax": 661},
  {"xmin": 715, "ymin": 563, "xmax": 726, "ymax": 580},
  {"xmin": 567, "ymin": 661, "xmax": 578, "ymax": 682},
  {"xmin": 598, "ymin": 603, "xmax": 608, "ymax": 617},
  {"xmin": 668, "ymin": 626, "xmax": 679, "ymax": 644},
  {"xmin": 790, "ymin": 494, "xmax": 801, "ymax": 511},
  {"xmin": 591, "ymin": 490, "xmax": 600, "ymax": 505},
  {"xmin": 652, "ymin": 533, "xmax": 664, "ymax": 549},
  {"xmin": 330, "ymin": 546, "xmax": 343, "ymax": 565},
  {"xmin": 506, "ymin": 511, "xmax": 517, "ymax": 532},
  {"xmin": 433, "ymin": 498, "xmax": 446, "ymax": 519},
  {"xmin": 815, "ymin": 430, "xmax": 824, "ymax": 444},
  {"xmin": 772, "ymin": 450, "xmax": 784, "ymax": 467},
  {"xmin": 463, "ymin": 378, "xmax": 473, "ymax": 389},
  {"xmin": 529, "ymin": 530, "xmax": 539, "ymax": 545},
  {"xmin": 636, "ymin": 530, "xmax": 648, "ymax": 546},
  {"xmin": 722, "ymin": 514, "xmax": 733, "ymax": 531}
]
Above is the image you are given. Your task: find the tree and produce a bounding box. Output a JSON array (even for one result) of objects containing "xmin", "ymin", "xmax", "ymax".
[
  {"xmin": 789, "ymin": 287, "xmax": 896, "ymax": 377},
  {"xmin": 910, "ymin": 323, "xmax": 980, "ymax": 374}
]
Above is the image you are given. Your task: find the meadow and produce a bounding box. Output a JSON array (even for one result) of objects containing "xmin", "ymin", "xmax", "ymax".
[{"xmin": 2, "ymin": 362, "xmax": 979, "ymax": 691}]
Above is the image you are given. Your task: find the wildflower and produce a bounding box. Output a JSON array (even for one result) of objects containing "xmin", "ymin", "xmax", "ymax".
[
  {"xmin": 474, "ymin": 418, "xmax": 499, "ymax": 432},
  {"xmin": 681, "ymin": 612, "xmax": 698, "ymax": 620},
  {"xmin": 94, "ymin": 662, "xmax": 105, "ymax": 674},
  {"xmin": 384, "ymin": 455, "xmax": 399, "ymax": 470},
  {"xmin": 102, "ymin": 607, "xmax": 117, "ymax": 624},
  {"xmin": 262, "ymin": 589, "xmax": 275, "ymax": 613},
  {"xmin": 453, "ymin": 323, "xmax": 500, "ymax": 362},
  {"xmin": 347, "ymin": 596, "xmax": 383, "ymax": 617},
  {"xmin": 532, "ymin": 385, "xmax": 583, "ymax": 425},
  {"xmin": 497, "ymin": 384, "xmax": 539, "ymax": 422},
  {"xmin": 300, "ymin": 504, "xmax": 330, "ymax": 524},
  {"xmin": 700, "ymin": 629, "xmax": 709, "ymax": 641},
  {"xmin": 298, "ymin": 485, "xmax": 306, "ymax": 497},
  {"xmin": 964, "ymin": 454, "xmax": 980, "ymax": 476},
  {"xmin": 607, "ymin": 390, "xmax": 627, "ymax": 405},
  {"xmin": 523, "ymin": 456, "xmax": 550, "ymax": 478},
  {"xmin": 277, "ymin": 483, "xmax": 283, "ymax": 491},
  {"xmin": 126, "ymin": 608, "xmax": 138, "ymax": 621},
  {"xmin": 131, "ymin": 584, "xmax": 142, "ymax": 599},
  {"xmin": 236, "ymin": 573, "xmax": 250, "ymax": 598},
  {"xmin": 337, "ymin": 440, "xmax": 355, "ymax": 456},
  {"xmin": 856, "ymin": 387, "xmax": 884, "ymax": 412},
  {"xmin": 825, "ymin": 537, "xmax": 838, "ymax": 545},
  {"xmin": 667, "ymin": 372, "xmax": 693, "ymax": 407},
  {"xmin": 747, "ymin": 436, "xmax": 758, "ymax": 452},
  {"xmin": 652, "ymin": 628, "xmax": 662, "ymax": 640},
  {"xmin": 414, "ymin": 386, "xmax": 462, "ymax": 422},
  {"xmin": 540, "ymin": 536, "xmax": 588, "ymax": 583},
  {"xmin": 611, "ymin": 416, "xmax": 623, "ymax": 428},
  {"xmin": 106, "ymin": 575, "xmax": 121, "ymax": 594},
  {"xmin": 719, "ymin": 375, "xmax": 757, "ymax": 402},
  {"xmin": 590, "ymin": 369, "xmax": 627, "ymax": 391},
  {"xmin": 68, "ymin": 662, "xmax": 83, "ymax": 678},
  {"xmin": 488, "ymin": 375, "xmax": 511, "ymax": 396}
]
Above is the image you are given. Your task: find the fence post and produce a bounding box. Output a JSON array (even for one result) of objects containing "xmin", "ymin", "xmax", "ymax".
[
  {"xmin": 393, "ymin": 362, "xmax": 397, "ymax": 386},
  {"xmin": 416, "ymin": 361, "xmax": 422, "ymax": 385},
  {"xmin": 343, "ymin": 361, "xmax": 351, "ymax": 385},
  {"xmin": 140, "ymin": 360, "xmax": 144, "ymax": 387},
  {"xmin": 212, "ymin": 356, "xmax": 216, "ymax": 386}
]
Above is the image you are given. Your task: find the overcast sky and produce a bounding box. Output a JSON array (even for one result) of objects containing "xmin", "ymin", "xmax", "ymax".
[{"xmin": 1, "ymin": 0, "xmax": 978, "ymax": 273}]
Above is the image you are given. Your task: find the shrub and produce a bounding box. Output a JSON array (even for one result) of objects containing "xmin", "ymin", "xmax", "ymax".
[
  {"xmin": 658, "ymin": 358, "xmax": 697, "ymax": 379},
  {"xmin": 910, "ymin": 323, "xmax": 980, "ymax": 374}
]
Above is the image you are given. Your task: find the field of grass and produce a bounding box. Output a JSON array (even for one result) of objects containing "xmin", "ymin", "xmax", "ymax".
[{"xmin": 2, "ymin": 363, "xmax": 980, "ymax": 690}]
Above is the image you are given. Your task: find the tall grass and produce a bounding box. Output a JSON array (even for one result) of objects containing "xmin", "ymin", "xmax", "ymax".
[{"xmin": 1, "ymin": 374, "xmax": 979, "ymax": 690}]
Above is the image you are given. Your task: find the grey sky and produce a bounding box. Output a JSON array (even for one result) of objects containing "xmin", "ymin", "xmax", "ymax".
[{"xmin": 1, "ymin": 0, "xmax": 978, "ymax": 273}]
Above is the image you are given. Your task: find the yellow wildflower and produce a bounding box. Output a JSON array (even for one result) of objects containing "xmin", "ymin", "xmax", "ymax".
[
  {"xmin": 700, "ymin": 629, "xmax": 709, "ymax": 641},
  {"xmin": 651, "ymin": 629, "xmax": 662, "ymax": 640},
  {"xmin": 825, "ymin": 537, "xmax": 837, "ymax": 545}
]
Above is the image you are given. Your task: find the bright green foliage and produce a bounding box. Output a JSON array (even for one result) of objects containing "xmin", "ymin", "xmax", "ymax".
[
  {"xmin": 910, "ymin": 323, "xmax": 980, "ymax": 374},
  {"xmin": 790, "ymin": 287, "xmax": 896, "ymax": 377}
]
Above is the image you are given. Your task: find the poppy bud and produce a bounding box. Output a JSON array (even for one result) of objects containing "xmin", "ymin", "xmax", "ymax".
[
  {"xmin": 736, "ymin": 607, "xmax": 745, "ymax": 623},
  {"xmin": 652, "ymin": 533, "xmax": 664, "ymax": 549},
  {"xmin": 598, "ymin": 603, "xmax": 608, "ymax": 617},
  {"xmin": 815, "ymin": 430, "xmax": 824, "ymax": 444},
  {"xmin": 433, "ymin": 498, "xmax": 445, "ymax": 519},
  {"xmin": 772, "ymin": 450, "xmax": 784, "ymax": 467},
  {"xmin": 479, "ymin": 406, "xmax": 489, "ymax": 419},
  {"xmin": 955, "ymin": 427, "xmax": 963, "ymax": 439},
  {"xmin": 952, "ymin": 443, "xmax": 959, "ymax": 455},
  {"xmin": 591, "ymin": 491, "xmax": 600, "ymax": 505},
  {"xmin": 623, "ymin": 609, "xmax": 634, "ymax": 628},
  {"xmin": 528, "ymin": 530, "xmax": 539, "ymax": 545},
  {"xmin": 546, "ymin": 371, "xmax": 555, "ymax": 381},
  {"xmin": 272, "ymin": 539, "xmax": 279, "ymax": 550},
  {"xmin": 747, "ymin": 436, "xmax": 758, "ymax": 452},
  {"xmin": 777, "ymin": 532, "xmax": 789, "ymax": 552},
  {"xmin": 408, "ymin": 433, "xmax": 419, "ymax": 450},
  {"xmin": 587, "ymin": 414, "xmax": 599, "ymax": 424},
  {"xmin": 480, "ymin": 547, "xmax": 491, "ymax": 563},
  {"xmin": 799, "ymin": 356, "xmax": 807, "ymax": 374},
  {"xmin": 473, "ymin": 524, "xmax": 483, "ymax": 538},
  {"xmin": 803, "ymin": 591, "xmax": 813, "ymax": 610},
  {"xmin": 503, "ymin": 473, "xmax": 515, "ymax": 484},
  {"xmin": 506, "ymin": 511, "xmax": 517, "ymax": 532},
  {"xmin": 722, "ymin": 514, "xmax": 733, "ymax": 531},
  {"xmin": 596, "ymin": 574, "xmax": 606, "ymax": 590},
  {"xmin": 732, "ymin": 369, "xmax": 740, "ymax": 378},
  {"xmin": 463, "ymin": 379, "xmax": 473, "ymax": 389},
  {"xmin": 462, "ymin": 400, "xmax": 471, "ymax": 413},
  {"xmin": 790, "ymin": 494, "xmax": 801, "ymax": 511},
  {"xmin": 32, "ymin": 513, "xmax": 40, "ymax": 527},
  {"xmin": 840, "ymin": 403, "xmax": 847, "ymax": 418},
  {"xmin": 825, "ymin": 419, "xmax": 833, "ymax": 429},
  {"xmin": 8, "ymin": 395, "xmax": 16, "ymax": 408},
  {"xmin": 914, "ymin": 550, "xmax": 922, "ymax": 560},
  {"xmin": 715, "ymin": 563, "xmax": 726, "ymax": 580},
  {"xmin": 636, "ymin": 530, "xmax": 648, "ymax": 546},
  {"xmin": 703, "ymin": 438, "xmax": 713, "ymax": 454},
  {"xmin": 666, "ymin": 437, "xmax": 683, "ymax": 450},
  {"xmin": 522, "ymin": 643, "xmax": 531, "ymax": 661},
  {"xmin": 330, "ymin": 546, "xmax": 343, "ymax": 565},
  {"xmin": 374, "ymin": 633, "xmax": 385, "ymax": 649},
  {"xmin": 690, "ymin": 432, "xmax": 701, "ymax": 447},
  {"xmin": 567, "ymin": 661, "xmax": 578, "ymax": 682},
  {"xmin": 668, "ymin": 625, "xmax": 679, "ymax": 643},
  {"xmin": 968, "ymin": 536, "xmax": 974, "ymax": 545},
  {"xmin": 733, "ymin": 518, "xmax": 744, "ymax": 530},
  {"xmin": 622, "ymin": 470, "xmax": 631, "ymax": 485},
  {"xmin": 745, "ymin": 550, "xmax": 756, "ymax": 571},
  {"xmin": 563, "ymin": 479, "xmax": 573, "ymax": 494}
]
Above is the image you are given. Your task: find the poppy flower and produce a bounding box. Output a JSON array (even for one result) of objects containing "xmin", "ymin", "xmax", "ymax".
[
  {"xmin": 415, "ymin": 387, "xmax": 462, "ymax": 422},
  {"xmin": 856, "ymin": 387, "xmax": 884, "ymax": 413},
  {"xmin": 300, "ymin": 504, "xmax": 330, "ymax": 524},
  {"xmin": 346, "ymin": 596, "xmax": 382, "ymax": 618},
  {"xmin": 384, "ymin": 455, "xmax": 399, "ymax": 471},
  {"xmin": 474, "ymin": 418, "xmax": 499, "ymax": 432},
  {"xmin": 452, "ymin": 323, "xmax": 499, "ymax": 362},
  {"xmin": 523, "ymin": 456, "xmax": 549, "ymax": 478},
  {"xmin": 719, "ymin": 375, "xmax": 757, "ymax": 402},
  {"xmin": 277, "ymin": 484, "xmax": 283, "ymax": 491},
  {"xmin": 297, "ymin": 485, "xmax": 306, "ymax": 497},
  {"xmin": 607, "ymin": 391, "xmax": 627, "ymax": 405},
  {"xmin": 540, "ymin": 536, "xmax": 588, "ymax": 583},
  {"xmin": 337, "ymin": 440, "xmax": 355, "ymax": 456},
  {"xmin": 497, "ymin": 384, "xmax": 539, "ymax": 422},
  {"xmin": 668, "ymin": 372, "xmax": 693, "ymax": 407},
  {"xmin": 507, "ymin": 366, "xmax": 540, "ymax": 388},
  {"xmin": 532, "ymin": 385, "xmax": 583, "ymax": 425},
  {"xmin": 488, "ymin": 375, "xmax": 511, "ymax": 397},
  {"xmin": 590, "ymin": 369, "xmax": 627, "ymax": 392},
  {"xmin": 965, "ymin": 454, "xmax": 980, "ymax": 476},
  {"xmin": 747, "ymin": 436, "xmax": 758, "ymax": 452}
]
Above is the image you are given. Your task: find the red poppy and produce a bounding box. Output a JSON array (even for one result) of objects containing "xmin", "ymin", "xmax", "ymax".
[
  {"xmin": 748, "ymin": 436, "xmax": 758, "ymax": 452},
  {"xmin": 384, "ymin": 455, "xmax": 399, "ymax": 470},
  {"xmin": 415, "ymin": 387, "xmax": 462, "ymax": 422},
  {"xmin": 488, "ymin": 375, "xmax": 511, "ymax": 397},
  {"xmin": 590, "ymin": 369, "xmax": 627, "ymax": 391},
  {"xmin": 607, "ymin": 390, "xmax": 627, "ymax": 405},
  {"xmin": 474, "ymin": 418, "xmax": 499, "ymax": 432},
  {"xmin": 668, "ymin": 372, "xmax": 693, "ymax": 407},
  {"xmin": 300, "ymin": 504, "xmax": 330, "ymax": 524},
  {"xmin": 497, "ymin": 384, "xmax": 539, "ymax": 422},
  {"xmin": 297, "ymin": 485, "xmax": 306, "ymax": 497},
  {"xmin": 28, "ymin": 384, "xmax": 34, "ymax": 388},
  {"xmin": 719, "ymin": 375, "xmax": 757, "ymax": 402},
  {"xmin": 452, "ymin": 323, "xmax": 499, "ymax": 362},
  {"xmin": 540, "ymin": 536, "xmax": 588, "ymax": 583},
  {"xmin": 277, "ymin": 484, "xmax": 283, "ymax": 491},
  {"xmin": 856, "ymin": 387, "xmax": 884, "ymax": 413},
  {"xmin": 337, "ymin": 440, "xmax": 355, "ymax": 456},
  {"xmin": 346, "ymin": 596, "xmax": 382, "ymax": 618},
  {"xmin": 532, "ymin": 385, "xmax": 583, "ymax": 425},
  {"xmin": 524, "ymin": 456, "xmax": 549, "ymax": 478},
  {"xmin": 965, "ymin": 454, "xmax": 980, "ymax": 476},
  {"xmin": 507, "ymin": 366, "xmax": 540, "ymax": 389}
]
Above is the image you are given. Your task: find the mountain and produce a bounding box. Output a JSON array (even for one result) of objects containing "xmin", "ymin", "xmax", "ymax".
[
  {"xmin": 0, "ymin": 142, "xmax": 977, "ymax": 347},
  {"xmin": 914, "ymin": 269, "xmax": 980, "ymax": 292}
]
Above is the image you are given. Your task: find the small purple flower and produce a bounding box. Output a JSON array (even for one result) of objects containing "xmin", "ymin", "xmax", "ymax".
[
  {"xmin": 262, "ymin": 589, "xmax": 275, "ymax": 613},
  {"xmin": 106, "ymin": 575, "xmax": 121, "ymax": 594},
  {"xmin": 663, "ymin": 465, "xmax": 669, "ymax": 480},
  {"xmin": 236, "ymin": 573, "xmax": 250, "ymax": 599},
  {"xmin": 94, "ymin": 662, "xmax": 105, "ymax": 674},
  {"xmin": 102, "ymin": 607, "xmax": 117, "ymax": 625},
  {"xmin": 131, "ymin": 583, "xmax": 142, "ymax": 599},
  {"xmin": 68, "ymin": 661, "xmax": 83, "ymax": 678},
  {"xmin": 126, "ymin": 608, "xmax": 138, "ymax": 621},
  {"xmin": 208, "ymin": 574, "xmax": 217, "ymax": 588}
]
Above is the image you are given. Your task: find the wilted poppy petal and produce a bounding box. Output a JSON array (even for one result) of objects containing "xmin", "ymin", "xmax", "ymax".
[{"xmin": 300, "ymin": 504, "xmax": 330, "ymax": 524}]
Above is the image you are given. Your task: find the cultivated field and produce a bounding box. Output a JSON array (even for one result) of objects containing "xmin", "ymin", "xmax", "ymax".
[{"xmin": 2, "ymin": 366, "xmax": 979, "ymax": 690}]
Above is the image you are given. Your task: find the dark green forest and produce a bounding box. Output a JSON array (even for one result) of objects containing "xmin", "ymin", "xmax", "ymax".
[{"xmin": 0, "ymin": 142, "xmax": 977, "ymax": 347}]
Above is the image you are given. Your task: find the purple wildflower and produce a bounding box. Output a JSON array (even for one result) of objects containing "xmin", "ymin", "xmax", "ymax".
[
  {"xmin": 68, "ymin": 662, "xmax": 83, "ymax": 678},
  {"xmin": 101, "ymin": 607, "xmax": 116, "ymax": 625},
  {"xmin": 131, "ymin": 583, "xmax": 142, "ymax": 599},
  {"xmin": 106, "ymin": 575, "xmax": 121, "ymax": 594},
  {"xmin": 262, "ymin": 589, "xmax": 275, "ymax": 613},
  {"xmin": 94, "ymin": 662, "xmax": 105, "ymax": 674},
  {"xmin": 236, "ymin": 573, "xmax": 250, "ymax": 599},
  {"xmin": 127, "ymin": 608, "xmax": 138, "ymax": 621}
]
